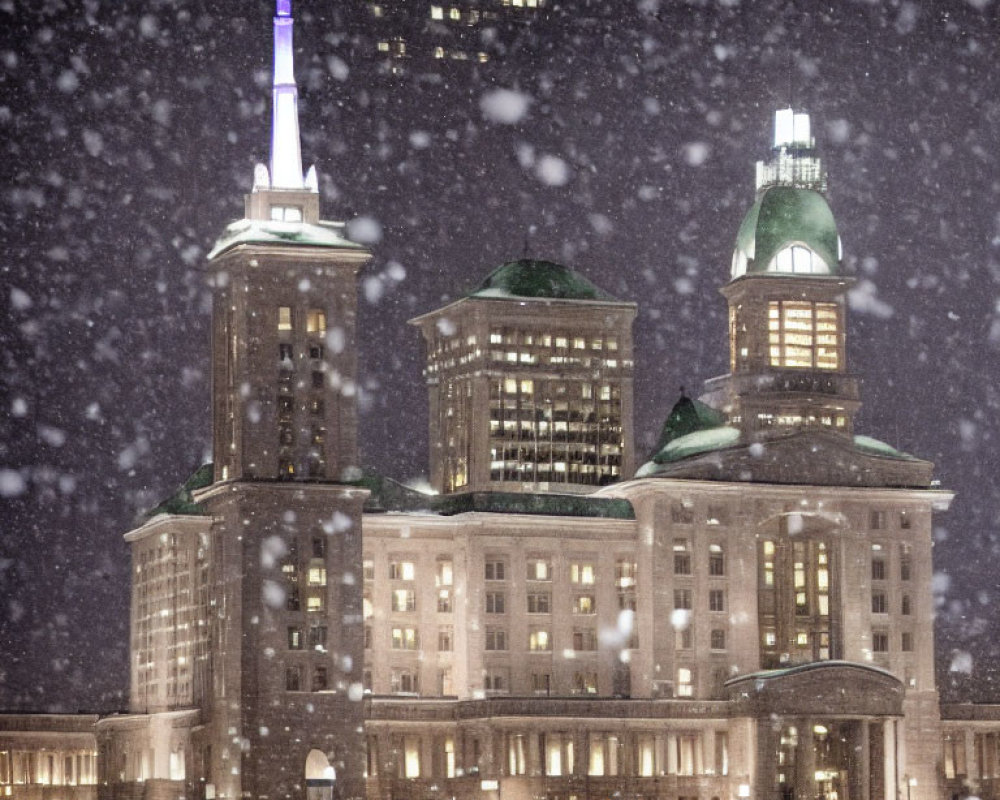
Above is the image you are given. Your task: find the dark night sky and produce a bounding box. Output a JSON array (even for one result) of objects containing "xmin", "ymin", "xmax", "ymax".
[{"xmin": 2, "ymin": 0, "xmax": 1000, "ymax": 711}]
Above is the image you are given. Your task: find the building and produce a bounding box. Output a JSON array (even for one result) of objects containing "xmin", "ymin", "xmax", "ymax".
[
  {"xmin": 4, "ymin": 3, "xmax": 1000, "ymax": 800},
  {"xmin": 410, "ymin": 259, "xmax": 636, "ymax": 494}
]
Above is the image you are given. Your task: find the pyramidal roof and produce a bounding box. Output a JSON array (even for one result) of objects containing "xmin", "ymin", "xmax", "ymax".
[{"xmin": 468, "ymin": 259, "xmax": 621, "ymax": 302}]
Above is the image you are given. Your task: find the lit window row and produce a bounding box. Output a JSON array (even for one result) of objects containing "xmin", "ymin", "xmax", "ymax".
[
  {"xmin": 277, "ymin": 306, "xmax": 327, "ymax": 334},
  {"xmin": 767, "ymin": 301, "xmax": 840, "ymax": 370}
]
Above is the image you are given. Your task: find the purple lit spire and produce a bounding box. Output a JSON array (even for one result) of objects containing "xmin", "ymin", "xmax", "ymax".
[{"xmin": 269, "ymin": 0, "xmax": 305, "ymax": 190}]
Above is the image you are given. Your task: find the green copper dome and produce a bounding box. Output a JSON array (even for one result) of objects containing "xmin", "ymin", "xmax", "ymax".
[
  {"xmin": 731, "ymin": 186, "xmax": 842, "ymax": 279},
  {"xmin": 469, "ymin": 259, "xmax": 619, "ymax": 301}
]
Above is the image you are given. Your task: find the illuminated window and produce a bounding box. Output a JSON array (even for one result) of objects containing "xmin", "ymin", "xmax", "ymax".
[
  {"xmin": 307, "ymin": 567, "xmax": 326, "ymax": 586},
  {"xmin": 677, "ymin": 667, "xmax": 693, "ymax": 697},
  {"xmin": 437, "ymin": 588, "xmax": 452, "ymax": 613},
  {"xmin": 278, "ymin": 306, "xmax": 292, "ymax": 331},
  {"xmin": 307, "ymin": 595, "xmax": 323, "ymax": 613},
  {"xmin": 436, "ymin": 559, "xmax": 453, "ymax": 586},
  {"xmin": 306, "ymin": 310, "xmax": 326, "ymax": 334},
  {"xmin": 573, "ymin": 595, "xmax": 595, "ymax": 615},
  {"xmin": 363, "ymin": 559, "xmax": 374, "ymax": 580},
  {"xmin": 527, "ymin": 559, "xmax": 551, "ymax": 581},
  {"xmin": 528, "ymin": 629, "xmax": 551, "ymax": 651},
  {"xmin": 392, "ymin": 589, "xmax": 416, "ymax": 612},
  {"xmin": 768, "ymin": 301, "xmax": 840, "ymax": 370},
  {"xmin": 270, "ymin": 205, "xmax": 302, "ymax": 222},
  {"xmin": 570, "ymin": 563, "xmax": 595, "ymax": 584},
  {"xmin": 391, "ymin": 627, "xmax": 419, "ymax": 650},
  {"xmin": 615, "ymin": 559, "xmax": 637, "ymax": 588},
  {"xmin": 767, "ymin": 244, "xmax": 830, "ymax": 275},
  {"xmin": 389, "ymin": 561, "xmax": 415, "ymax": 581},
  {"xmin": 449, "ymin": 6, "xmax": 460, "ymax": 19},
  {"xmin": 288, "ymin": 627, "xmax": 302, "ymax": 650},
  {"xmin": 430, "ymin": 4, "xmax": 443, "ymax": 18}
]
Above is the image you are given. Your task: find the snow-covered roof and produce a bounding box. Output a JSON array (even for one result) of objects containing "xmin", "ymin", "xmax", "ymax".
[
  {"xmin": 468, "ymin": 258, "xmax": 621, "ymax": 302},
  {"xmin": 208, "ymin": 218, "xmax": 366, "ymax": 259}
]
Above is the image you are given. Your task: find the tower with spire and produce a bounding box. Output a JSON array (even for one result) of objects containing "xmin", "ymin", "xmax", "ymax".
[{"xmin": 196, "ymin": 2, "xmax": 370, "ymax": 798}]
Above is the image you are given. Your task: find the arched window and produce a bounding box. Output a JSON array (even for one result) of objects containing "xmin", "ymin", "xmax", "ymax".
[
  {"xmin": 767, "ymin": 244, "xmax": 831, "ymax": 275},
  {"xmin": 305, "ymin": 750, "xmax": 335, "ymax": 800}
]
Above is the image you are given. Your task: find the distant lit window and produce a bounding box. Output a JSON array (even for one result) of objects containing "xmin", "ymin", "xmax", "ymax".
[
  {"xmin": 278, "ymin": 306, "xmax": 292, "ymax": 331},
  {"xmin": 389, "ymin": 561, "xmax": 416, "ymax": 581},
  {"xmin": 768, "ymin": 301, "xmax": 840, "ymax": 370},
  {"xmin": 767, "ymin": 244, "xmax": 830, "ymax": 275},
  {"xmin": 430, "ymin": 5, "xmax": 443, "ymax": 19},
  {"xmin": 391, "ymin": 627, "xmax": 419, "ymax": 650},
  {"xmin": 570, "ymin": 563, "xmax": 595, "ymax": 584},
  {"xmin": 270, "ymin": 205, "xmax": 302, "ymax": 222},
  {"xmin": 528, "ymin": 629, "xmax": 550, "ymax": 651},
  {"xmin": 307, "ymin": 310, "xmax": 326, "ymax": 334},
  {"xmin": 573, "ymin": 595, "xmax": 595, "ymax": 615},
  {"xmin": 308, "ymin": 567, "xmax": 326, "ymax": 586},
  {"xmin": 527, "ymin": 559, "xmax": 551, "ymax": 581},
  {"xmin": 392, "ymin": 589, "xmax": 416, "ymax": 612},
  {"xmin": 677, "ymin": 667, "xmax": 693, "ymax": 697}
]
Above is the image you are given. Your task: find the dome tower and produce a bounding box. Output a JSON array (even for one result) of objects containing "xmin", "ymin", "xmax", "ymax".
[{"xmin": 703, "ymin": 108, "xmax": 859, "ymax": 441}]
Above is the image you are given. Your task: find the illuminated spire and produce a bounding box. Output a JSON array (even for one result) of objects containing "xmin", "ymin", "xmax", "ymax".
[
  {"xmin": 754, "ymin": 107, "xmax": 827, "ymax": 194},
  {"xmin": 267, "ymin": 0, "xmax": 311, "ymax": 191}
]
